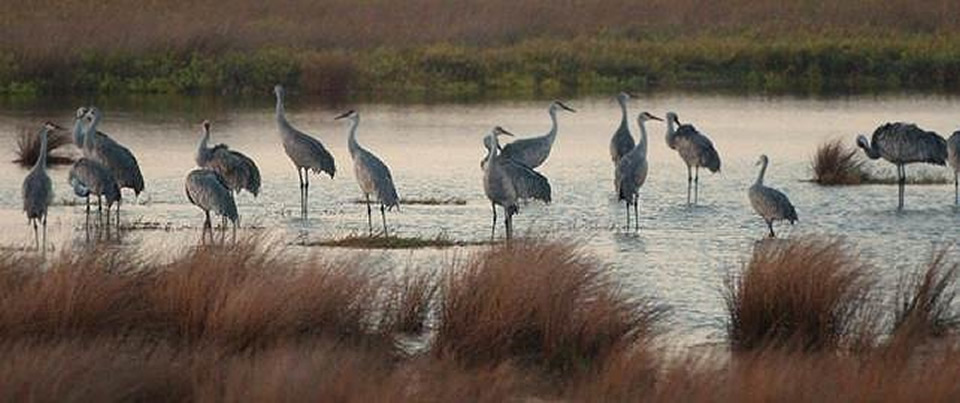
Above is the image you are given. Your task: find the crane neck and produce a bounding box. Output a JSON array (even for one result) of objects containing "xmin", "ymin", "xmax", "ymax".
[
  {"xmin": 636, "ymin": 119, "xmax": 649, "ymax": 157},
  {"xmin": 546, "ymin": 105, "xmax": 559, "ymax": 142},
  {"xmin": 275, "ymin": 92, "xmax": 292, "ymax": 133},
  {"xmin": 858, "ymin": 138, "xmax": 881, "ymax": 159},
  {"xmin": 755, "ymin": 159, "xmax": 768, "ymax": 186},
  {"xmin": 665, "ymin": 118, "xmax": 677, "ymax": 148},
  {"xmin": 618, "ymin": 98, "xmax": 628, "ymax": 127},
  {"xmin": 347, "ymin": 116, "xmax": 361, "ymax": 156},
  {"xmin": 83, "ymin": 113, "xmax": 100, "ymax": 155},
  {"xmin": 33, "ymin": 128, "xmax": 49, "ymax": 171},
  {"xmin": 198, "ymin": 125, "xmax": 211, "ymax": 155},
  {"xmin": 72, "ymin": 117, "xmax": 85, "ymax": 146}
]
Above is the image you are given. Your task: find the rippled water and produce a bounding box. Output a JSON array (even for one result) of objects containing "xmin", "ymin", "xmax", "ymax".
[{"xmin": 3, "ymin": 93, "xmax": 960, "ymax": 344}]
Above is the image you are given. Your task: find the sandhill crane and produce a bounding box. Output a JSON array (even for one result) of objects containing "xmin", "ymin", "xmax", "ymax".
[
  {"xmin": 185, "ymin": 169, "xmax": 238, "ymax": 238},
  {"xmin": 665, "ymin": 112, "xmax": 721, "ymax": 204},
  {"xmin": 499, "ymin": 100, "xmax": 575, "ymax": 168},
  {"xmin": 196, "ymin": 120, "xmax": 261, "ymax": 196},
  {"xmin": 748, "ymin": 155, "xmax": 798, "ymax": 238},
  {"xmin": 84, "ymin": 108, "xmax": 145, "ymax": 200},
  {"xmin": 947, "ymin": 131, "xmax": 960, "ymax": 205},
  {"xmin": 610, "ymin": 92, "xmax": 635, "ymax": 164},
  {"xmin": 616, "ymin": 112, "xmax": 662, "ymax": 231},
  {"xmin": 69, "ymin": 110, "xmax": 121, "ymax": 222},
  {"xmin": 483, "ymin": 126, "xmax": 552, "ymax": 240},
  {"xmin": 335, "ymin": 110, "xmax": 399, "ymax": 236},
  {"xmin": 274, "ymin": 85, "xmax": 336, "ymax": 218},
  {"xmin": 856, "ymin": 122, "xmax": 947, "ymax": 210},
  {"xmin": 22, "ymin": 125, "xmax": 54, "ymax": 250}
]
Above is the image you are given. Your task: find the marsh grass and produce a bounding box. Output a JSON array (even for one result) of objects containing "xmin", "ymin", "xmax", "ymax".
[
  {"xmin": 890, "ymin": 249, "xmax": 960, "ymax": 349},
  {"xmin": 5, "ymin": 1, "xmax": 960, "ymax": 95},
  {"xmin": 724, "ymin": 237, "xmax": 875, "ymax": 351},
  {"xmin": 435, "ymin": 239, "xmax": 669, "ymax": 373},
  {"xmin": 13, "ymin": 126, "xmax": 74, "ymax": 167},
  {"xmin": 1, "ymin": 237, "xmax": 960, "ymax": 400}
]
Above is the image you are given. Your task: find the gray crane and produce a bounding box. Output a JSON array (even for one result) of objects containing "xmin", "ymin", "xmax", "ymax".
[
  {"xmin": 335, "ymin": 110, "xmax": 399, "ymax": 236},
  {"xmin": 616, "ymin": 112, "xmax": 662, "ymax": 231},
  {"xmin": 22, "ymin": 124, "xmax": 54, "ymax": 250},
  {"xmin": 946, "ymin": 131, "xmax": 960, "ymax": 205},
  {"xmin": 610, "ymin": 92, "xmax": 635, "ymax": 164},
  {"xmin": 185, "ymin": 169, "xmax": 238, "ymax": 238},
  {"xmin": 274, "ymin": 84, "xmax": 336, "ymax": 218},
  {"xmin": 664, "ymin": 112, "xmax": 721, "ymax": 204},
  {"xmin": 196, "ymin": 120, "xmax": 261, "ymax": 196},
  {"xmin": 69, "ymin": 110, "xmax": 121, "ymax": 223},
  {"xmin": 498, "ymin": 100, "xmax": 576, "ymax": 168},
  {"xmin": 84, "ymin": 107, "xmax": 145, "ymax": 200},
  {"xmin": 856, "ymin": 122, "xmax": 947, "ymax": 210},
  {"xmin": 483, "ymin": 126, "xmax": 552, "ymax": 240},
  {"xmin": 748, "ymin": 155, "xmax": 798, "ymax": 238}
]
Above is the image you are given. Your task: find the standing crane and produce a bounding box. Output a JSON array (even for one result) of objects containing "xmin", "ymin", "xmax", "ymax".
[
  {"xmin": 22, "ymin": 125, "xmax": 54, "ymax": 250},
  {"xmin": 483, "ymin": 126, "xmax": 552, "ymax": 240},
  {"xmin": 84, "ymin": 107, "xmax": 145, "ymax": 203},
  {"xmin": 664, "ymin": 112, "xmax": 721, "ymax": 204},
  {"xmin": 616, "ymin": 112, "xmax": 662, "ymax": 231},
  {"xmin": 946, "ymin": 131, "xmax": 960, "ymax": 205},
  {"xmin": 498, "ymin": 100, "xmax": 576, "ymax": 168},
  {"xmin": 196, "ymin": 120, "xmax": 261, "ymax": 196},
  {"xmin": 70, "ymin": 109, "xmax": 121, "ymax": 223},
  {"xmin": 185, "ymin": 169, "xmax": 238, "ymax": 239},
  {"xmin": 274, "ymin": 84, "xmax": 336, "ymax": 218},
  {"xmin": 610, "ymin": 92, "xmax": 635, "ymax": 164},
  {"xmin": 748, "ymin": 155, "xmax": 798, "ymax": 238},
  {"xmin": 856, "ymin": 122, "xmax": 947, "ymax": 210},
  {"xmin": 335, "ymin": 110, "xmax": 399, "ymax": 236}
]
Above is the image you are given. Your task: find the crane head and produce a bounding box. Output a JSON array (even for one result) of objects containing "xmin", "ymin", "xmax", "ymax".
[
  {"xmin": 617, "ymin": 92, "xmax": 632, "ymax": 103},
  {"xmin": 551, "ymin": 100, "xmax": 576, "ymax": 113},
  {"xmin": 43, "ymin": 121, "xmax": 65, "ymax": 131},
  {"xmin": 492, "ymin": 126, "xmax": 514, "ymax": 137},
  {"xmin": 638, "ymin": 112, "xmax": 663, "ymax": 122},
  {"xmin": 202, "ymin": 120, "xmax": 211, "ymax": 132},
  {"xmin": 665, "ymin": 112, "xmax": 679, "ymax": 125},
  {"xmin": 74, "ymin": 107, "xmax": 89, "ymax": 119},
  {"xmin": 273, "ymin": 84, "xmax": 285, "ymax": 98},
  {"xmin": 855, "ymin": 134, "xmax": 870, "ymax": 150},
  {"xmin": 84, "ymin": 107, "xmax": 101, "ymax": 122},
  {"xmin": 334, "ymin": 110, "xmax": 358, "ymax": 121},
  {"xmin": 756, "ymin": 154, "xmax": 769, "ymax": 166}
]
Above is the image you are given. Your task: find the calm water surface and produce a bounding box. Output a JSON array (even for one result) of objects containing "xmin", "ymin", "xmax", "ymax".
[{"xmin": 3, "ymin": 93, "xmax": 960, "ymax": 345}]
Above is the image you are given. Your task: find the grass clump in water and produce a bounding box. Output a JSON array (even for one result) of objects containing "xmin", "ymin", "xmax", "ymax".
[
  {"xmin": 13, "ymin": 125, "xmax": 74, "ymax": 167},
  {"xmin": 306, "ymin": 234, "xmax": 481, "ymax": 249}
]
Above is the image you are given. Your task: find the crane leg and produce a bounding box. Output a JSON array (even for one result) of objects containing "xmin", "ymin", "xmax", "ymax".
[
  {"xmin": 686, "ymin": 166, "xmax": 692, "ymax": 205},
  {"xmin": 634, "ymin": 194, "xmax": 640, "ymax": 232},
  {"xmin": 380, "ymin": 204, "xmax": 388, "ymax": 237},
  {"xmin": 491, "ymin": 203, "xmax": 497, "ymax": 240},
  {"xmin": 32, "ymin": 219, "xmax": 38, "ymax": 251},
  {"xmin": 85, "ymin": 195, "xmax": 90, "ymax": 215},
  {"xmin": 694, "ymin": 166, "xmax": 700, "ymax": 204},
  {"xmin": 297, "ymin": 168, "xmax": 305, "ymax": 218},
  {"xmin": 304, "ymin": 171, "xmax": 310, "ymax": 218},
  {"xmin": 42, "ymin": 214, "xmax": 47, "ymax": 253},
  {"xmin": 625, "ymin": 201, "xmax": 630, "ymax": 230},
  {"xmin": 505, "ymin": 211, "xmax": 513, "ymax": 241},
  {"xmin": 366, "ymin": 194, "xmax": 373, "ymax": 235},
  {"xmin": 767, "ymin": 220, "xmax": 775, "ymax": 238},
  {"xmin": 898, "ymin": 164, "xmax": 905, "ymax": 210},
  {"xmin": 955, "ymin": 172, "xmax": 958, "ymax": 206}
]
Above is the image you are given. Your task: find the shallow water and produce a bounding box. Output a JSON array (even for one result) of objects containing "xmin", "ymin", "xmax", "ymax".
[{"xmin": 3, "ymin": 93, "xmax": 960, "ymax": 345}]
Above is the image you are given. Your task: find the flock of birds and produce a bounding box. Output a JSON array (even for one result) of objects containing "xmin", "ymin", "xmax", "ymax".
[{"xmin": 19, "ymin": 87, "xmax": 960, "ymax": 249}]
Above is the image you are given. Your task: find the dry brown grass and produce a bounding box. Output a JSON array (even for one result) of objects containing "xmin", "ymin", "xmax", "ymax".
[
  {"xmin": 435, "ymin": 239, "xmax": 668, "ymax": 373},
  {"xmin": 1, "ymin": 237, "xmax": 960, "ymax": 401},
  {"xmin": 811, "ymin": 138, "xmax": 867, "ymax": 185},
  {"xmin": 724, "ymin": 237, "xmax": 876, "ymax": 351},
  {"xmin": 13, "ymin": 126, "xmax": 74, "ymax": 167},
  {"xmin": 890, "ymin": 249, "xmax": 960, "ymax": 349}
]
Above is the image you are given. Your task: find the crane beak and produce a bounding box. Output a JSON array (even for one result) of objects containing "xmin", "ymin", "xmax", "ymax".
[
  {"xmin": 334, "ymin": 110, "xmax": 353, "ymax": 120},
  {"xmin": 649, "ymin": 115, "xmax": 664, "ymax": 122},
  {"xmin": 558, "ymin": 102, "xmax": 576, "ymax": 113},
  {"xmin": 496, "ymin": 127, "xmax": 515, "ymax": 137}
]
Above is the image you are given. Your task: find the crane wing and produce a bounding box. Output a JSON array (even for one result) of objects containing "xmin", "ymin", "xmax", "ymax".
[{"xmin": 500, "ymin": 159, "xmax": 551, "ymax": 203}]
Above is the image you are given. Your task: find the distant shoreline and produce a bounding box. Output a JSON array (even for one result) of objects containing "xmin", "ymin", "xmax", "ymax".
[{"xmin": 3, "ymin": 34, "xmax": 960, "ymax": 98}]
